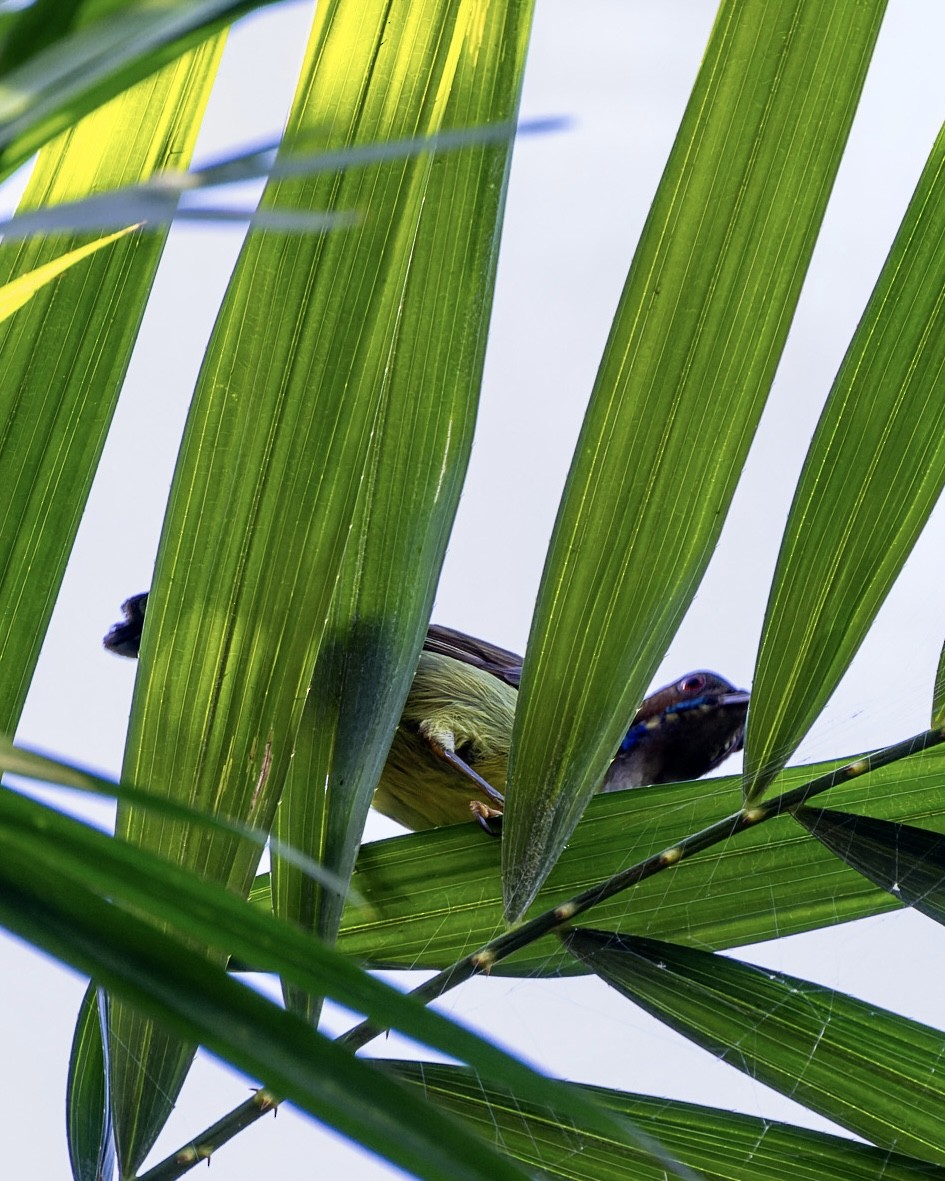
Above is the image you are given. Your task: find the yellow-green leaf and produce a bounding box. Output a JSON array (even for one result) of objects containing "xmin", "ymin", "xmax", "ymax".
[
  {"xmin": 502, "ymin": 0, "xmax": 887, "ymax": 920},
  {"xmin": 109, "ymin": 0, "xmax": 537, "ymax": 1166},
  {"xmin": 0, "ymin": 0, "xmax": 277, "ymax": 180},
  {"xmin": 0, "ymin": 224, "xmax": 137, "ymax": 318},
  {"xmin": 0, "ymin": 38, "xmax": 224, "ymax": 732},
  {"xmin": 934, "ymin": 641, "xmax": 945, "ymax": 729},
  {"xmin": 271, "ymin": 0, "xmax": 534, "ymax": 1024},
  {"xmin": 745, "ymin": 120, "xmax": 945, "ymax": 799}
]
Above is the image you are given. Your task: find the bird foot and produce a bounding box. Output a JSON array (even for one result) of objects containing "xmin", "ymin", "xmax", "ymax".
[{"xmin": 469, "ymin": 800, "xmax": 503, "ymax": 836}]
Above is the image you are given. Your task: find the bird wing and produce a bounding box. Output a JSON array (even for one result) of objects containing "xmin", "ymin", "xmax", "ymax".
[{"xmin": 423, "ymin": 623, "xmax": 523, "ymax": 688}]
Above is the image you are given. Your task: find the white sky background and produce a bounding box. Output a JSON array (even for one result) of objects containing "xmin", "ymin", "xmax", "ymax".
[{"xmin": 2, "ymin": 1, "xmax": 945, "ymax": 1177}]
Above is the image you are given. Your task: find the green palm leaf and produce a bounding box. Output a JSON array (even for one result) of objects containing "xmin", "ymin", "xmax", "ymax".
[
  {"xmin": 1, "ymin": 3, "xmax": 944, "ymax": 1180},
  {"xmin": 0, "ymin": 0, "xmax": 274, "ymax": 179},
  {"xmin": 330, "ymin": 745, "xmax": 943, "ymax": 974},
  {"xmin": 386, "ymin": 1061, "xmax": 945, "ymax": 1181},
  {"xmin": 0, "ymin": 39, "xmax": 223, "ymax": 732},
  {"xmin": 798, "ymin": 807, "xmax": 945, "ymax": 923},
  {"xmin": 502, "ymin": 0, "xmax": 887, "ymax": 920},
  {"xmin": 271, "ymin": 0, "xmax": 534, "ymax": 1024},
  {"xmin": 565, "ymin": 929, "xmax": 945, "ymax": 1165},
  {"xmin": 745, "ymin": 119, "xmax": 945, "ymax": 799}
]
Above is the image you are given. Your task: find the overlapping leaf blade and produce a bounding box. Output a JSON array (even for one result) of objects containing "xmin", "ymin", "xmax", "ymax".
[
  {"xmin": 0, "ymin": 816, "xmax": 530, "ymax": 1181},
  {"xmin": 0, "ymin": 225, "xmax": 139, "ymax": 317},
  {"xmin": 0, "ymin": 33, "xmax": 222, "ymax": 1178},
  {"xmin": 565, "ymin": 929, "xmax": 945, "ymax": 1166},
  {"xmin": 503, "ymin": 0, "xmax": 887, "ymax": 920},
  {"xmin": 1, "ymin": 4, "xmax": 945, "ymax": 1176},
  {"xmin": 330, "ymin": 745, "xmax": 945, "ymax": 974},
  {"xmin": 0, "ymin": 39, "xmax": 223, "ymax": 733},
  {"xmin": 0, "ymin": 784, "xmax": 677, "ymax": 1179},
  {"xmin": 0, "ymin": 119, "xmax": 561, "ymax": 237},
  {"xmin": 386, "ymin": 1061, "xmax": 945, "ymax": 1181},
  {"xmin": 66, "ymin": 986, "xmax": 113, "ymax": 1181},
  {"xmin": 0, "ymin": 738, "xmax": 344, "ymax": 894},
  {"xmin": 744, "ymin": 121, "xmax": 945, "ymax": 799},
  {"xmin": 107, "ymin": 0, "xmax": 544, "ymax": 1163},
  {"xmin": 271, "ymin": 0, "xmax": 535, "ymax": 1022},
  {"xmin": 932, "ymin": 642, "xmax": 945, "ymax": 728},
  {"xmin": 797, "ymin": 806, "xmax": 945, "ymax": 924},
  {"xmin": 0, "ymin": 0, "xmax": 276, "ymax": 181}
]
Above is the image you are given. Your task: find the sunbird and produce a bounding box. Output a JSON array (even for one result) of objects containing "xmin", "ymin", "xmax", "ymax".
[{"xmin": 105, "ymin": 593, "xmax": 749, "ymax": 830}]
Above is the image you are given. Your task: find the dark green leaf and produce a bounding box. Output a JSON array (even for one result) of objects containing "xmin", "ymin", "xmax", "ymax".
[
  {"xmin": 797, "ymin": 806, "xmax": 945, "ymax": 925},
  {"xmin": 0, "ymin": 852, "xmax": 531, "ymax": 1181},
  {"xmin": 564, "ymin": 929, "xmax": 945, "ymax": 1166},
  {"xmin": 387, "ymin": 1060, "xmax": 945, "ymax": 1181},
  {"xmin": 0, "ymin": 738, "xmax": 348, "ymax": 895},
  {"xmin": 66, "ymin": 985, "xmax": 114, "ymax": 1181},
  {"xmin": 0, "ymin": 783, "xmax": 677, "ymax": 1173},
  {"xmin": 332, "ymin": 746, "xmax": 945, "ymax": 974}
]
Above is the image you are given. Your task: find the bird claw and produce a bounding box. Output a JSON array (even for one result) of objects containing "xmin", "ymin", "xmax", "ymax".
[{"xmin": 470, "ymin": 800, "xmax": 503, "ymax": 836}]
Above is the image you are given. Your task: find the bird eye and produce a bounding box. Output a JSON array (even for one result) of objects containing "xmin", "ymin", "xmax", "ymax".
[{"xmin": 678, "ymin": 673, "xmax": 707, "ymax": 695}]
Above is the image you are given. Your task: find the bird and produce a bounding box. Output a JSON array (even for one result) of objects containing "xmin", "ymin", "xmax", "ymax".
[{"xmin": 104, "ymin": 593, "xmax": 749, "ymax": 831}]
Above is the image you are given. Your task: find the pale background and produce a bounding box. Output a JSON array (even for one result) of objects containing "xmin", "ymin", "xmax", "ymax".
[{"xmin": 2, "ymin": 1, "xmax": 945, "ymax": 1177}]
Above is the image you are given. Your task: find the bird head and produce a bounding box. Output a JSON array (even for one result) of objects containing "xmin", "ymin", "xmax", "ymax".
[{"xmin": 607, "ymin": 670, "xmax": 749, "ymax": 790}]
